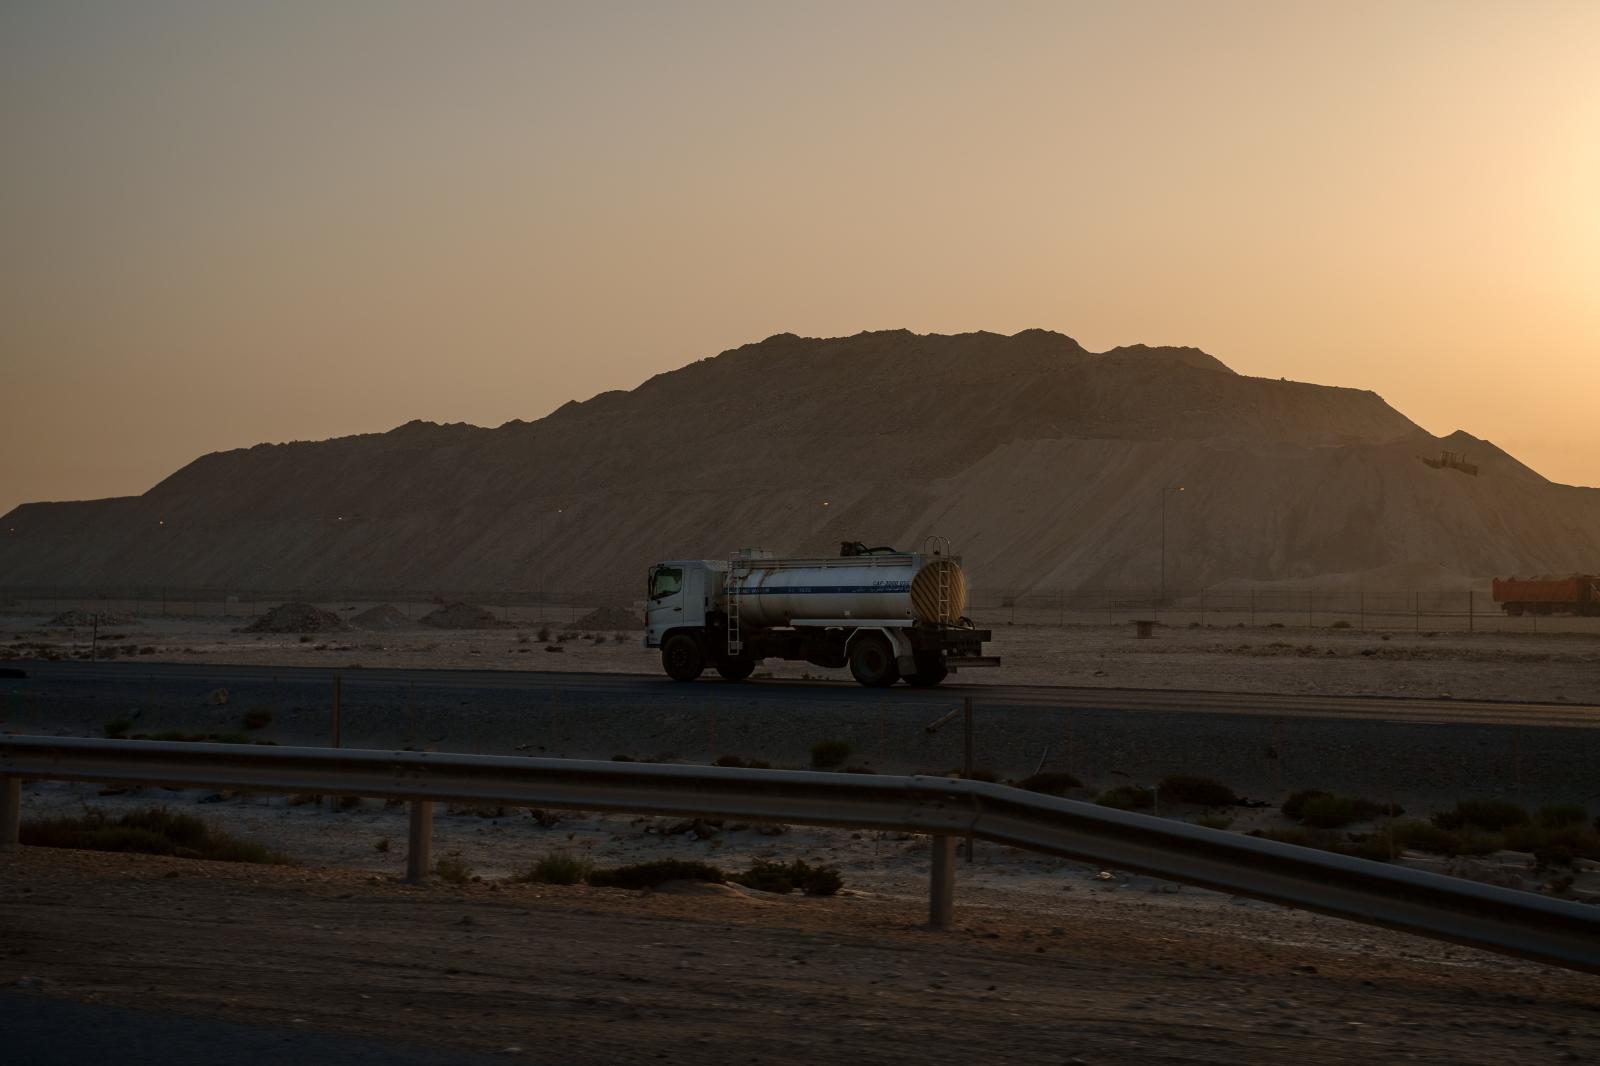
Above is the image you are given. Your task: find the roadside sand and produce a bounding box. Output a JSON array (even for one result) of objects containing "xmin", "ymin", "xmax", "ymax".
[{"xmin": 3, "ymin": 847, "xmax": 1596, "ymax": 1065}]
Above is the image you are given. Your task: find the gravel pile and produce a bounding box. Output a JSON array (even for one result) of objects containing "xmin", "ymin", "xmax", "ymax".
[
  {"xmin": 419, "ymin": 602, "xmax": 510, "ymax": 629},
  {"xmin": 350, "ymin": 604, "xmax": 409, "ymax": 630},
  {"xmin": 570, "ymin": 605, "xmax": 643, "ymax": 631},
  {"xmin": 237, "ymin": 602, "xmax": 349, "ymax": 634}
]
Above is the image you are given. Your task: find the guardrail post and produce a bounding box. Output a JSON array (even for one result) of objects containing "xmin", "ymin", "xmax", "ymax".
[
  {"xmin": 0, "ymin": 775, "xmax": 20, "ymax": 854},
  {"xmin": 962, "ymin": 697, "xmax": 975, "ymax": 863},
  {"xmin": 406, "ymin": 799, "xmax": 433, "ymax": 883},
  {"xmin": 929, "ymin": 833, "xmax": 956, "ymax": 929}
]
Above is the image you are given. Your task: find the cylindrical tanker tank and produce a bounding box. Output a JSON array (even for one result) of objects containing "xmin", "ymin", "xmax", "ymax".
[{"xmin": 729, "ymin": 554, "xmax": 967, "ymax": 627}]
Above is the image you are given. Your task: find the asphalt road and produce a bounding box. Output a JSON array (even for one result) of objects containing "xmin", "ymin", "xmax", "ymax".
[
  {"xmin": 4, "ymin": 659, "xmax": 1598, "ymax": 727},
  {"xmin": 6, "ymin": 660, "xmax": 1599, "ymax": 804}
]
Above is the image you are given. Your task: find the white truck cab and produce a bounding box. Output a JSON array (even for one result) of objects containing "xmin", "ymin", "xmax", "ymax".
[{"xmin": 645, "ymin": 559, "xmax": 726, "ymax": 648}]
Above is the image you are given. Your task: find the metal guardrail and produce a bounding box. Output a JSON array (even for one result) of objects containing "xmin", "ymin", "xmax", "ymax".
[{"xmin": 2, "ymin": 735, "xmax": 1597, "ymax": 974}]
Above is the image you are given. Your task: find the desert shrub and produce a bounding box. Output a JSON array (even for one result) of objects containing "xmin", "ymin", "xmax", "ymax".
[
  {"xmin": 1433, "ymin": 799, "xmax": 1529, "ymax": 831},
  {"xmin": 1537, "ymin": 803, "xmax": 1587, "ymax": 829},
  {"xmin": 732, "ymin": 859, "xmax": 842, "ymax": 897},
  {"xmin": 1451, "ymin": 829, "xmax": 1507, "ymax": 856},
  {"xmin": 1157, "ymin": 775, "xmax": 1237, "ymax": 807},
  {"xmin": 1296, "ymin": 794, "xmax": 1400, "ymax": 829},
  {"xmin": 448, "ymin": 802, "xmax": 508, "ymax": 819},
  {"xmin": 713, "ymin": 754, "xmax": 772, "ymax": 769},
  {"xmin": 336, "ymin": 795, "xmax": 362, "ymax": 811},
  {"xmin": 1300, "ymin": 795, "xmax": 1367, "ymax": 828},
  {"xmin": 1335, "ymin": 832, "xmax": 1396, "ymax": 861},
  {"xmin": 374, "ymin": 837, "xmax": 390, "ymax": 853},
  {"xmin": 589, "ymin": 859, "xmax": 724, "ymax": 890},
  {"xmin": 1248, "ymin": 819, "xmax": 1312, "ymax": 845},
  {"xmin": 516, "ymin": 632, "xmax": 530, "ymax": 644},
  {"xmin": 1504, "ymin": 824, "xmax": 1600, "ymax": 867},
  {"xmin": 241, "ymin": 708, "xmax": 272, "ymax": 730},
  {"xmin": 536, "ymin": 626, "xmax": 552, "ymax": 642},
  {"xmin": 1015, "ymin": 772, "xmax": 1082, "ymax": 796},
  {"xmin": 434, "ymin": 853, "xmax": 474, "ymax": 884},
  {"xmin": 1329, "ymin": 619, "xmax": 1352, "ymax": 629},
  {"xmin": 809, "ymin": 739, "xmax": 852, "ymax": 769},
  {"xmin": 1194, "ymin": 813, "xmax": 1234, "ymax": 830},
  {"xmin": 613, "ymin": 632, "xmax": 627, "ymax": 644},
  {"xmin": 298, "ymin": 635, "xmax": 312, "ymax": 643},
  {"xmin": 128, "ymin": 729, "xmax": 251, "ymax": 744},
  {"xmin": 288, "ymin": 793, "xmax": 323, "ymax": 806},
  {"xmin": 103, "ymin": 717, "xmax": 132, "ymax": 739},
  {"xmin": 1096, "ymin": 785, "xmax": 1154, "ymax": 811},
  {"xmin": 1389, "ymin": 819, "xmax": 1460, "ymax": 854},
  {"xmin": 21, "ymin": 806, "xmax": 287, "ymax": 864},
  {"xmin": 1281, "ymin": 790, "xmax": 1332, "ymax": 820},
  {"xmin": 516, "ymin": 851, "xmax": 594, "ymax": 885}
]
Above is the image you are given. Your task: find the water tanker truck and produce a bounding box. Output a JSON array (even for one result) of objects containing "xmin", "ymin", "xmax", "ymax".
[{"xmin": 644, "ymin": 540, "xmax": 999, "ymax": 687}]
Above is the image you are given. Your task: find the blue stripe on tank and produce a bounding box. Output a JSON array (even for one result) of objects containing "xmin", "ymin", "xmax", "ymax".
[{"xmin": 727, "ymin": 584, "xmax": 911, "ymax": 595}]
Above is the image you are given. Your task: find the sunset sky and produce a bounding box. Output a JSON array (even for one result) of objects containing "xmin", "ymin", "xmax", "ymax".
[{"xmin": 3, "ymin": 0, "xmax": 1597, "ymax": 517}]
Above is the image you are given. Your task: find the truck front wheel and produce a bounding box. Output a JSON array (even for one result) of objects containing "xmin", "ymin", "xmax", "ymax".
[
  {"xmin": 848, "ymin": 634, "xmax": 900, "ymax": 687},
  {"xmin": 662, "ymin": 633, "xmax": 705, "ymax": 682}
]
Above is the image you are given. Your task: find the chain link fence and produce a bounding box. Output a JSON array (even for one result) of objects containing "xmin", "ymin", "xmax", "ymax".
[
  {"xmin": 966, "ymin": 586, "xmax": 1599, "ymax": 634},
  {"xmin": 2, "ymin": 583, "xmax": 1596, "ymax": 634}
]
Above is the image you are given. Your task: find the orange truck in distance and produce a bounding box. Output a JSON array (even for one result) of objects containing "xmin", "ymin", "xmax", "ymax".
[{"xmin": 1491, "ymin": 575, "xmax": 1600, "ymax": 616}]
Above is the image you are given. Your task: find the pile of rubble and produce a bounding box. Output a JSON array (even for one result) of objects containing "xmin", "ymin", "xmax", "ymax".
[
  {"xmin": 237, "ymin": 602, "xmax": 349, "ymax": 634},
  {"xmin": 351, "ymin": 603, "xmax": 409, "ymax": 629},
  {"xmin": 419, "ymin": 602, "xmax": 511, "ymax": 629},
  {"xmin": 570, "ymin": 605, "xmax": 643, "ymax": 630}
]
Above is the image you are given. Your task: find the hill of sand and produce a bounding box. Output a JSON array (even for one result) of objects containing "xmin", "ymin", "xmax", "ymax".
[{"xmin": 2, "ymin": 329, "xmax": 1597, "ymax": 595}]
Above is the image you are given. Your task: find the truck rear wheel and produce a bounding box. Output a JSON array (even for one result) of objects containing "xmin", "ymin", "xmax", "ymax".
[
  {"xmin": 662, "ymin": 633, "xmax": 705, "ymax": 682},
  {"xmin": 714, "ymin": 656, "xmax": 756, "ymax": 682},
  {"xmin": 848, "ymin": 634, "xmax": 900, "ymax": 687}
]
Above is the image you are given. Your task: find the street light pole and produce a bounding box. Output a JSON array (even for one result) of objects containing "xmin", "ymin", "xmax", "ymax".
[{"xmin": 1160, "ymin": 485, "xmax": 1185, "ymax": 604}]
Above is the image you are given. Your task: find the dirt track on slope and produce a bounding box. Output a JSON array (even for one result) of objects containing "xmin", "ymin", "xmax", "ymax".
[{"xmin": 3, "ymin": 849, "xmax": 1596, "ymax": 1064}]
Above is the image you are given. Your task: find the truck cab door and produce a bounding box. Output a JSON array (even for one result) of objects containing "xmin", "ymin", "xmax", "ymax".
[{"xmin": 644, "ymin": 564, "xmax": 687, "ymax": 647}]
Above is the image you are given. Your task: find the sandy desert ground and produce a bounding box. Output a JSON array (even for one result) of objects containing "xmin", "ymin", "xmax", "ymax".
[
  {"xmin": 3, "ymin": 842, "xmax": 1598, "ymax": 1065},
  {"xmin": 4, "ymin": 604, "xmax": 1599, "ymax": 704}
]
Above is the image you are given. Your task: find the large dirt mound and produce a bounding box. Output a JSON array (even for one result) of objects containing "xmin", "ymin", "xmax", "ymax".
[
  {"xmin": 350, "ymin": 604, "xmax": 409, "ymax": 630},
  {"xmin": 570, "ymin": 605, "xmax": 643, "ymax": 630},
  {"xmin": 239, "ymin": 602, "xmax": 348, "ymax": 633},
  {"xmin": 419, "ymin": 602, "xmax": 510, "ymax": 629},
  {"xmin": 3, "ymin": 329, "xmax": 1596, "ymax": 592}
]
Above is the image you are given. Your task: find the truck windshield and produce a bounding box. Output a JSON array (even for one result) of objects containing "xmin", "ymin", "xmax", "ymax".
[{"xmin": 650, "ymin": 567, "xmax": 683, "ymax": 600}]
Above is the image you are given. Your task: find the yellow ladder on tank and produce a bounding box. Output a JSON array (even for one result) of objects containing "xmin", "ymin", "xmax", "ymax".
[{"xmin": 924, "ymin": 535, "xmax": 953, "ymax": 624}]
